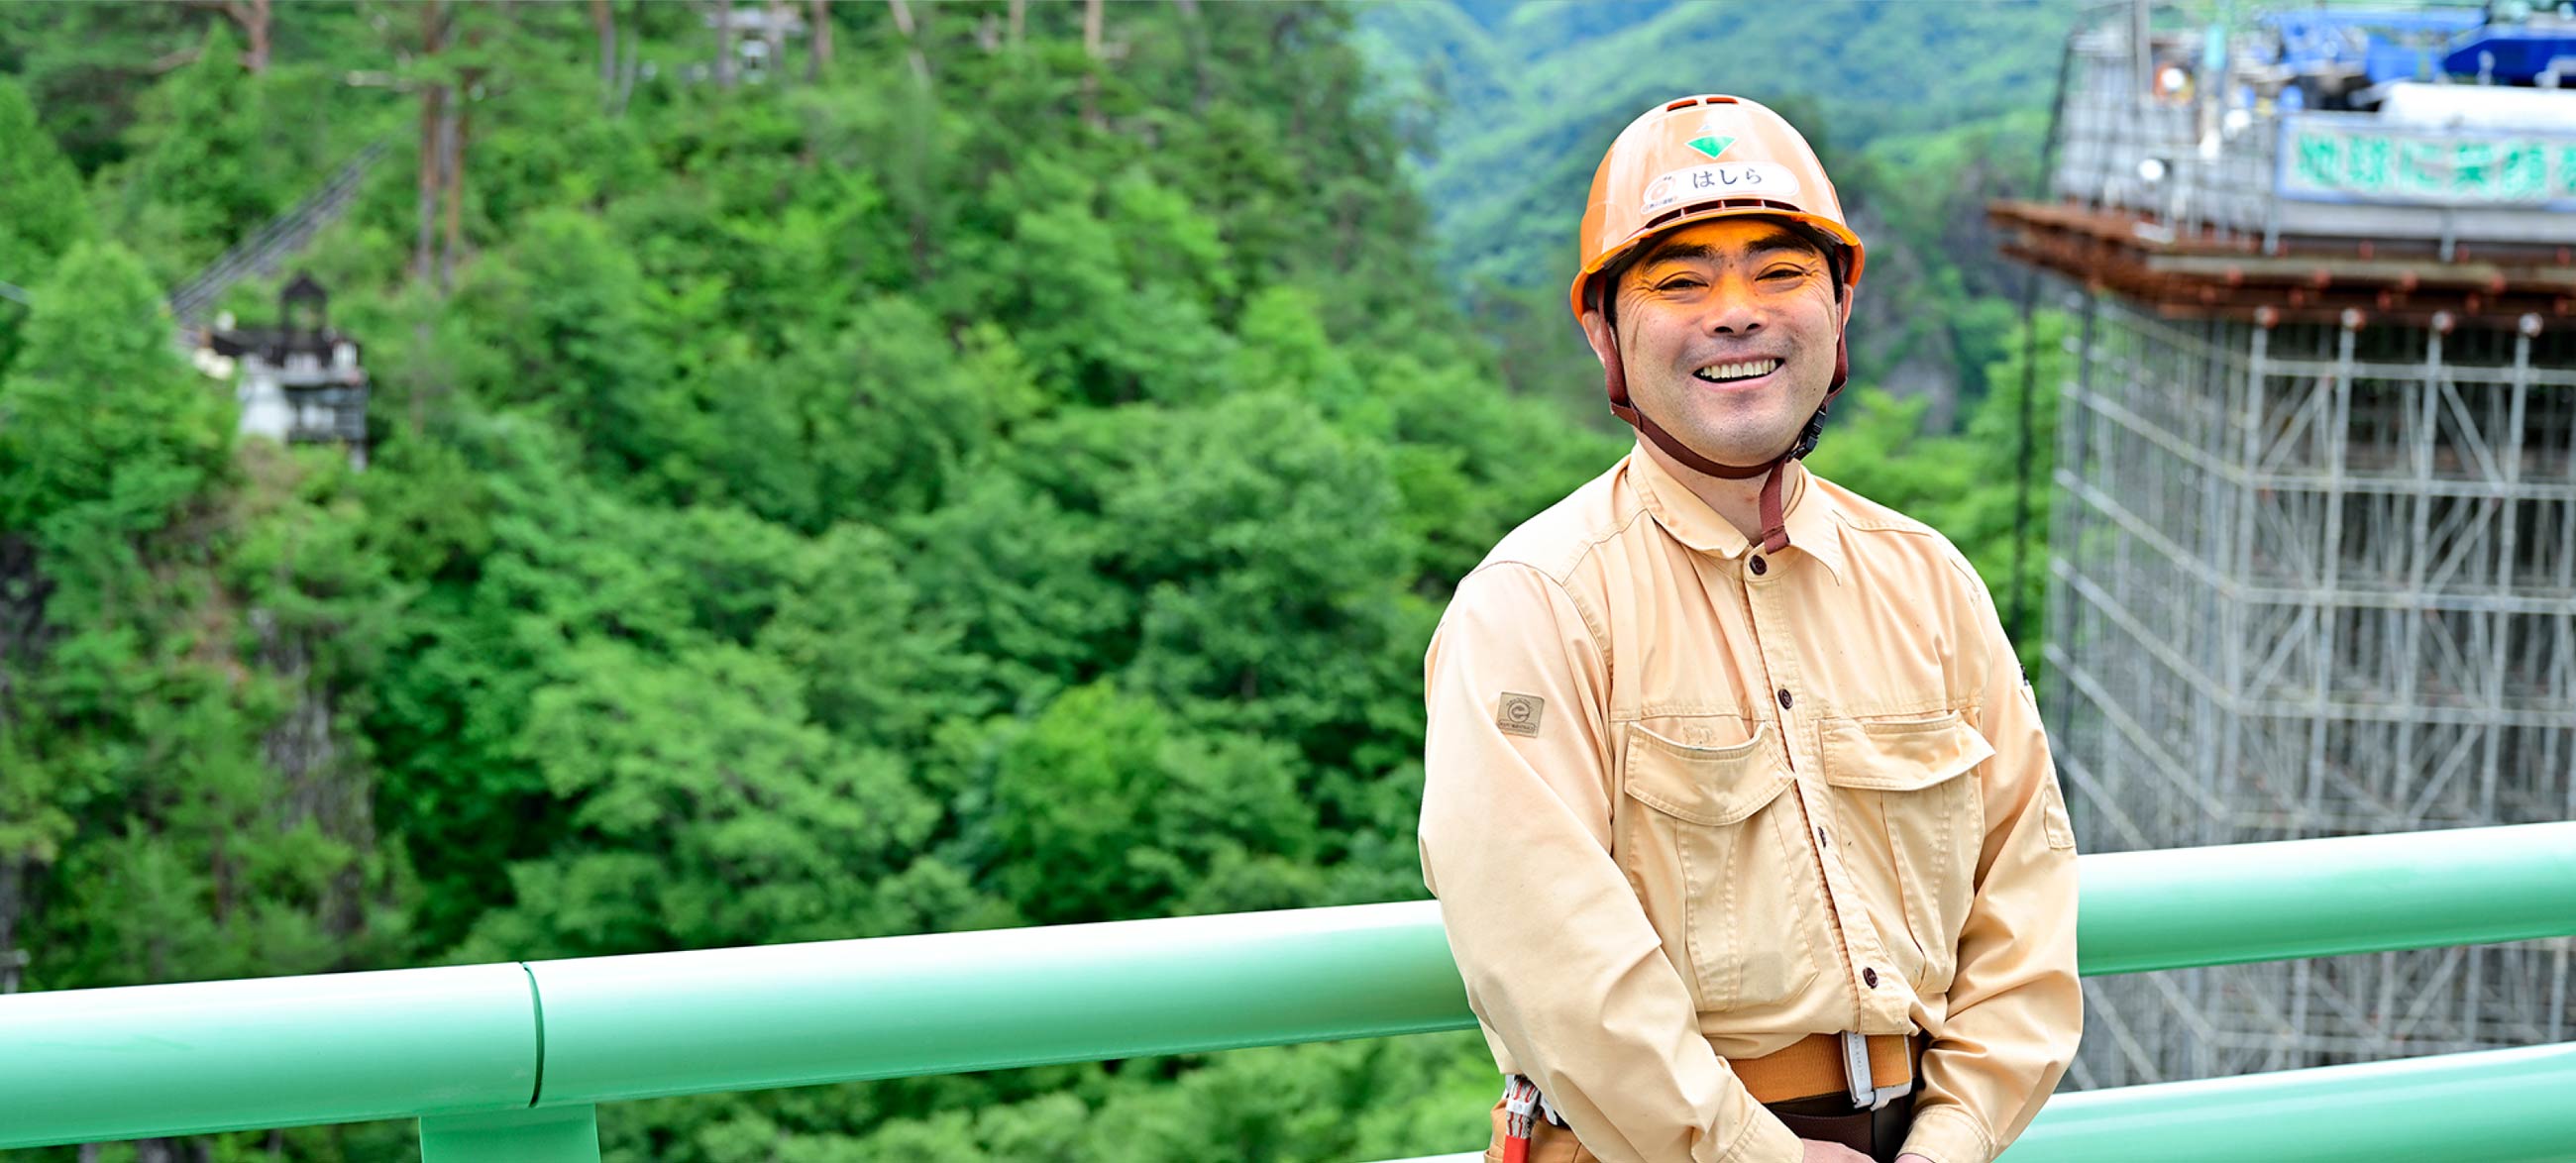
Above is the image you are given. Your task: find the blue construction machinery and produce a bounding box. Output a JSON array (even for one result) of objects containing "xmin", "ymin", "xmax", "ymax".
[
  {"xmin": 2258, "ymin": 3, "xmax": 2576, "ymax": 99},
  {"xmin": 2262, "ymin": 7, "xmax": 2482, "ymax": 88},
  {"xmin": 2443, "ymin": 2, "xmax": 2576, "ymax": 84}
]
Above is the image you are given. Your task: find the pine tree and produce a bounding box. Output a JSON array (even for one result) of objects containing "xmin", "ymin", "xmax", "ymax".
[{"xmin": 0, "ymin": 76, "xmax": 91, "ymax": 373}]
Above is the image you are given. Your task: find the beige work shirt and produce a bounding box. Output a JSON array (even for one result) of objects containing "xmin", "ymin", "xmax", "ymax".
[{"xmin": 1419, "ymin": 448, "xmax": 2081, "ymax": 1163}]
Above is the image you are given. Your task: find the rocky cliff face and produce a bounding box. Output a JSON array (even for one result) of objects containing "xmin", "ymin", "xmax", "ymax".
[
  {"xmin": 0, "ymin": 530, "xmax": 51, "ymax": 994},
  {"xmin": 252, "ymin": 611, "xmax": 376, "ymax": 940}
]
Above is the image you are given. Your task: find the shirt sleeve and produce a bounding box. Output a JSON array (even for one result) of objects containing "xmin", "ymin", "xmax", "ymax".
[
  {"xmin": 1419, "ymin": 563, "xmax": 1806, "ymax": 1163},
  {"xmin": 1899, "ymin": 575, "xmax": 2084, "ymax": 1163}
]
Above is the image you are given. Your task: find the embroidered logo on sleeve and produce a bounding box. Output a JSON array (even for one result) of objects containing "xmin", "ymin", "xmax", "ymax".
[{"xmin": 1496, "ymin": 692, "xmax": 1545, "ymax": 737}]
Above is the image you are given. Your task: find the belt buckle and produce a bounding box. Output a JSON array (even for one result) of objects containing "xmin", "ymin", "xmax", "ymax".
[{"xmin": 1840, "ymin": 1031, "xmax": 1913, "ymax": 1111}]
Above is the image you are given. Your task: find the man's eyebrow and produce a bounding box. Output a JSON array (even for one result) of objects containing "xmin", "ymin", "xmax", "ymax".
[
  {"xmin": 1635, "ymin": 231, "xmax": 1821, "ymax": 268},
  {"xmin": 1637, "ymin": 241, "xmax": 1723, "ymax": 267},
  {"xmin": 1747, "ymin": 233, "xmax": 1823, "ymax": 260}
]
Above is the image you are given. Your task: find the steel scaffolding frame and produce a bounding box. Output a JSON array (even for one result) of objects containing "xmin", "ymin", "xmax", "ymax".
[
  {"xmin": 2048, "ymin": 28, "xmax": 2576, "ymax": 254},
  {"xmin": 2048, "ymin": 294, "xmax": 2576, "ymax": 1088}
]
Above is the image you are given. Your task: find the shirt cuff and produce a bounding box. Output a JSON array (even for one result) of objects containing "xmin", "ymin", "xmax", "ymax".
[
  {"xmin": 1712, "ymin": 1107, "xmax": 1805, "ymax": 1163},
  {"xmin": 1898, "ymin": 1104, "xmax": 1996, "ymax": 1163}
]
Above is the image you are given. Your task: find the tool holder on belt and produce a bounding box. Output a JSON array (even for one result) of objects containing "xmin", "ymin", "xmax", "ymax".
[
  {"xmin": 1838, "ymin": 1031, "xmax": 1912, "ymax": 1110},
  {"xmin": 1497, "ymin": 1074, "xmax": 1564, "ymax": 1163},
  {"xmin": 1498, "ymin": 1030, "xmax": 1913, "ymax": 1157}
]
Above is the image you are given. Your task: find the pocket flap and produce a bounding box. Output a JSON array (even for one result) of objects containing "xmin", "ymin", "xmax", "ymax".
[
  {"xmin": 1819, "ymin": 712, "xmax": 1994, "ymax": 793},
  {"xmin": 1623, "ymin": 722, "xmax": 1794, "ymax": 826}
]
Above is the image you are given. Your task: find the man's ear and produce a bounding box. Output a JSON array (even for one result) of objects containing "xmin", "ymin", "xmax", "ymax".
[
  {"xmin": 1579, "ymin": 307, "xmax": 1616, "ymax": 370},
  {"xmin": 1835, "ymin": 278, "xmax": 1857, "ymax": 328}
]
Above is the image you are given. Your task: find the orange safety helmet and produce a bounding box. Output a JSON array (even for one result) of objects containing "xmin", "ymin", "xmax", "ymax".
[{"xmin": 1571, "ymin": 94, "xmax": 1865, "ymax": 554}]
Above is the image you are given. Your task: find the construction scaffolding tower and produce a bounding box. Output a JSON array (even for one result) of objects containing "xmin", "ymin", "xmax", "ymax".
[{"xmin": 1992, "ymin": 15, "xmax": 2576, "ymax": 1089}]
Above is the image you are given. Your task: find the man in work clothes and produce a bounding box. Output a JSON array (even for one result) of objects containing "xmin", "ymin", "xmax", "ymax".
[{"xmin": 1418, "ymin": 95, "xmax": 2082, "ymax": 1163}]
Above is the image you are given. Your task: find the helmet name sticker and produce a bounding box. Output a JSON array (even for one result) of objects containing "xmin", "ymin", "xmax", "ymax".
[{"xmin": 1641, "ymin": 162, "xmax": 1801, "ymax": 214}]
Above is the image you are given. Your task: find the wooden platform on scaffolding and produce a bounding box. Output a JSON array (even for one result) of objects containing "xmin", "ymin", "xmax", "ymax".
[{"xmin": 1988, "ymin": 197, "xmax": 2576, "ymax": 331}]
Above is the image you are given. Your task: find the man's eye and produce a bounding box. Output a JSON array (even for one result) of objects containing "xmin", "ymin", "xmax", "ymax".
[
  {"xmin": 1762, "ymin": 266, "xmax": 1806, "ymax": 281},
  {"xmin": 1659, "ymin": 277, "xmax": 1704, "ymax": 290}
]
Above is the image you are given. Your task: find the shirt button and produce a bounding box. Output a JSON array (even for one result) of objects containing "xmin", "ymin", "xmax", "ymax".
[
  {"xmin": 1816, "ymin": 826, "xmax": 1830, "ymax": 847},
  {"xmin": 1864, "ymin": 967, "xmax": 1880, "ymax": 988},
  {"xmin": 1777, "ymin": 688, "xmax": 1794, "ymax": 710},
  {"xmin": 1749, "ymin": 555, "xmax": 1768, "ymax": 576}
]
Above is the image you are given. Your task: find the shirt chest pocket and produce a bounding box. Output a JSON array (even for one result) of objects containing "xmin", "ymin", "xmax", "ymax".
[
  {"xmin": 1617, "ymin": 722, "xmax": 1819, "ymax": 1013},
  {"xmin": 1818, "ymin": 713, "xmax": 1994, "ymax": 992}
]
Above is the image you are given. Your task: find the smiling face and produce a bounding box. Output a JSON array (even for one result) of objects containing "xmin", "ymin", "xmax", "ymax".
[{"xmin": 1579, "ymin": 217, "xmax": 1852, "ymax": 470}]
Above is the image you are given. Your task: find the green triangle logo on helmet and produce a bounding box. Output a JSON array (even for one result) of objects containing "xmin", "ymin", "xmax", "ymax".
[{"xmin": 1686, "ymin": 133, "xmax": 1736, "ymax": 159}]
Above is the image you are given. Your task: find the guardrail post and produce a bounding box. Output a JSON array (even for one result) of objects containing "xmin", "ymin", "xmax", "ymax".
[{"xmin": 419, "ymin": 1106, "xmax": 600, "ymax": 1163}]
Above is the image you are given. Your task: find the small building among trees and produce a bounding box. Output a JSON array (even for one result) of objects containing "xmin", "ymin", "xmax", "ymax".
[{"xmin": 203, "ymin": 272, "xmax": 369, "ymax": 469}]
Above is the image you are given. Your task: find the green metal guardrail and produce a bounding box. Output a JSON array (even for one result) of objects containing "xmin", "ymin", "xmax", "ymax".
[
  {"xmin": 1371, "ymin": 1039, "xmax": 2576, "ymax": 1163},
  {"xmin": 4, "ymin": 822, "xmax": 2574, "ymax": 1160}
]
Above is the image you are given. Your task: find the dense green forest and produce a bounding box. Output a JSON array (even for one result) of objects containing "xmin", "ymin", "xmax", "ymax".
[{"xmin": 0, "ymin": 2, "xmax": 2066, "ymax": 1160}]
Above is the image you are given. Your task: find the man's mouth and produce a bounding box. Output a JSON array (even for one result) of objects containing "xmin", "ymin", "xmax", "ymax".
[{"xmin": 1690, "ymin": 358, "xmax": 1781, "ymax": 385}]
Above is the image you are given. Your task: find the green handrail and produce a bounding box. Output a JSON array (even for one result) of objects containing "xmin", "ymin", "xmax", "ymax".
[
  {"xmin": 2073, "ymin": 819, "xmax": 2576, "ymax": 974},
  {"xmin": 530, "ymin": 900, "xmax": 1469, "ymax": 1105},
  {"xmin": 2006, "ymin": 1038, "xmax": 2576, "ymax": 1163},
  {"xmin": 1, "ymin": 962, "xmax": 537, "ymax": 1143},
  {"xmin": 1371, "ymin": 1039, "xmax": 2576, "ymax": 1163},
  {"xmin": 3, "ymin": 822, "xmax": 2572, "ymax": 1157}
]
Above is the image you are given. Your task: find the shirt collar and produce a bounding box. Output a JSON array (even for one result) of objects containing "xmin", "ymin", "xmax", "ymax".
[{"xmin": 1629, "ymin": 443, "xmax": 1848, "ymax": 582}]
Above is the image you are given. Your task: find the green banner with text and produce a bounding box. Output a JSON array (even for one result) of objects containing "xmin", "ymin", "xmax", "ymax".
[{"xmin": 2281, "ymin": 117, "xmax": 2576, "ymax": 206}]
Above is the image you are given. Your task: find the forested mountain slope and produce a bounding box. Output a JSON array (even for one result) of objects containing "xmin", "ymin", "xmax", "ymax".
[
  {"xmin": 0, "ymin": 4, "xmax": 1614, "ymax": 1158},
  {"xmin": 0, "ymin": 3, "xmax": 2069, "ymax": 1159}
]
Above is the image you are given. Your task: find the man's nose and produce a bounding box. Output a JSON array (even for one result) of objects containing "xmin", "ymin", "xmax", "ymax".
[{"xmin": 1698, "ymin": 287, "xmax": 1766, "ymax": 335}]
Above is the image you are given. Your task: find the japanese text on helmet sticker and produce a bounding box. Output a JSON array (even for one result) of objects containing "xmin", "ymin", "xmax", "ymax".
[{"xmin": 1641, "ymin": 162, "xmax": 1801, "ymax": 214}]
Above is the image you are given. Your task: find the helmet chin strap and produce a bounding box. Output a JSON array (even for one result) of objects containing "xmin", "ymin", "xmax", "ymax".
[{"xmin": 1603, "ymin": 323, "xmax": 1849, "ymax": 555}]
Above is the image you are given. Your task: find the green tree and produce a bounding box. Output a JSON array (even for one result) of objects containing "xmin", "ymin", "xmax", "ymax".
[
  {"xmin": 973, "ymin": 682, "xmax": 1318, "ymax": 926},
  {"xmin": 462, "ymin": 207, "xmax": 679, "ymax": 478},
  {"xmin": 0, "ymin": 76, "xmax": 91, "ymax": 372},
  {"xmin": 461, "ymin": 640, "xmax": 942, "ymax": 958},
  {"xmin": 95, "ymin": 23, "xmax": 278, "ymax": 282},
  {"xmin": 1, "ymin": 242, "xmax": 405, "ymax": 999},
  {"xmin": 0, "ymin": 240, "xmax": 226, "ymax": 531}
]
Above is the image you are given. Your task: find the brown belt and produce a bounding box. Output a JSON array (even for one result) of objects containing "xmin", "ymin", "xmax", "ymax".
[
  {"xmin": 1729, "ymin": 1032, "xmax": 1914, "ymax": 1105},
  {"xmin": 1481, "ymin": 1034, "xmax": 1922, "ymax": 1163}
]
